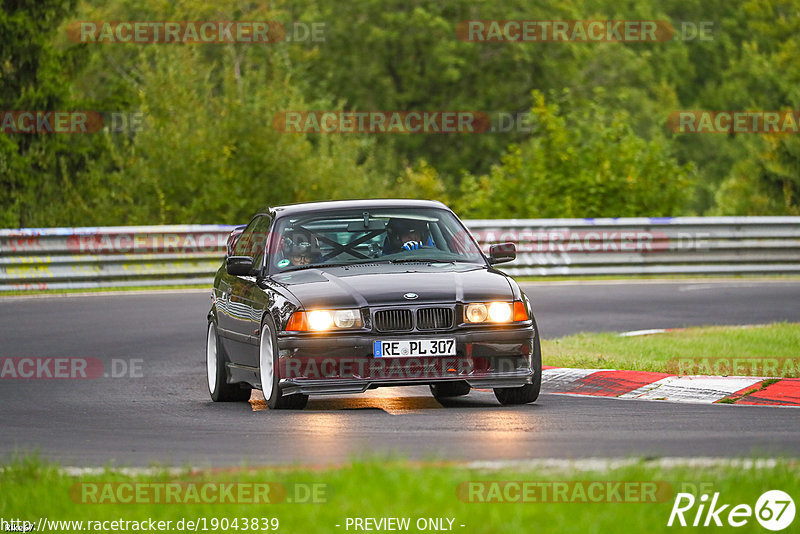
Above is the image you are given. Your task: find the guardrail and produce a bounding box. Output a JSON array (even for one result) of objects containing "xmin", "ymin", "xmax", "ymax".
[
  {"xmin": 0, "ymin": 225, "xmax": 234, "ymax": 291},
  {"xmin": 468, "ymin": 216, "xmax": 800, "ymax": 277},
  {"xmin": 1, "ymin": 217, "xmax": 799, "ymax": 291}
]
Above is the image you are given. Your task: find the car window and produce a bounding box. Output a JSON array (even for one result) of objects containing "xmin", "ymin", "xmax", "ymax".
[
  {"xmin": 231, "ymin": 218, "xmax": 260, "ymax": 257},
  {"xmin": 231, "ymin": 215, "xmax": 271, "ymax": 261},
  {"xmin": 270, "ymin": 207, "xmax": 485, "ymax": 273},
  {"xmin": 249, "ymin": 216, "xmax": 273, "ymax": 269}
]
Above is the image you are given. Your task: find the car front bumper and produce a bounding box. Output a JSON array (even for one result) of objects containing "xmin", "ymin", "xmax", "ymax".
[{"xmin": 276, "ymin": 326, "xmax": 535, "ymax": 396}]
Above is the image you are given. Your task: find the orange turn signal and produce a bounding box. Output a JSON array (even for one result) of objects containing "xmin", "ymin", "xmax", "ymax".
[
  {"xmin": 286, "ymin": 311, "xmax": 309, "ymax": 331},
  {"xmin": 513, "ymin": 301, "xmax": 529, "ymax": 322}
]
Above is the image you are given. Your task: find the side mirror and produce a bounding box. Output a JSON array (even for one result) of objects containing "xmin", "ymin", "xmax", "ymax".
[
  {"xmin": 488, "ymin": 243, "xmax": 516, "ymax": 265},
  {"xmin": 226, "ymin": 256, "xmax": 255, "ymax": 276}
]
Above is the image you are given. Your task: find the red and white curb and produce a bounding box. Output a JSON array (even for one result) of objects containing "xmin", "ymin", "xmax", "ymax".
[{"xmin": 542, "ymin": 366, "xmax": 800, "ymax": 406}]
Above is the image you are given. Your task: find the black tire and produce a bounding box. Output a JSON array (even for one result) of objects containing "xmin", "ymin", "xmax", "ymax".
[
  {"xmin": 260, "ymin": 316, "xmax": 308, "ymax": 410},
  {"xmin": 493, "ymin": 318, "xmax": 542, "ymax": 406},
  {"xmin": 430, "ymin": 381, "xmax": 471, "ymax": 400},
  {"xmin": 206, "ymin": 321, "xmax": 251, "ymax": 402}
]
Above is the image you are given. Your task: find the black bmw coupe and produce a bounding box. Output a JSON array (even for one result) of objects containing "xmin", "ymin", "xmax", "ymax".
[{"xmin": 207, "ymin": 199, "xmax": 541, "ymax": 409}]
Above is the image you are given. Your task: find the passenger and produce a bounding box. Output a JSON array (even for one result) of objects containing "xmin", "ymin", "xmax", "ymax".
[
  {"xmin": 289, "ymin": 244, "xmax": 314, "ymax": 266},
  {"xmin": 281, "ymin": 231, "xmax": 321, "ymax": 267}
]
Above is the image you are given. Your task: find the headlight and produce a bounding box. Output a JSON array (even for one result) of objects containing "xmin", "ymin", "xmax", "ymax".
[
  {"xmin": 333, "ymin": 309, "xmax": 358, "ymax": 328},
  {"xmin": 465, "ymin": 303, "xmax": 488, "ymax": 323},
  {"xmin": 307, "ymin": 310, "xmax": 334, "ymax": 330},
  {"xmin": 286, "ymin": 309, "xmax": 363, "ymax": 331},
  {"xmin": 488, "ymin": 302, "xmax": 512, "ymax": 322},
  {"xmin": 463, "ymin": 301, "xmax": 527, "ymax": 324}
]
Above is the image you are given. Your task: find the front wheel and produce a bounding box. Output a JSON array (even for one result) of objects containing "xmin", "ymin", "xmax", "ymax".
[
  {"xmin": 260, "ymin": 317, "xmax": 308, "ymax": 410},
  {"xmin": 206, "ymin": 321, "xmax": 251, "ymax": 402},
  {"xmin": 494, "ymin": 322, "xmax": 542, "ymax": 406}
]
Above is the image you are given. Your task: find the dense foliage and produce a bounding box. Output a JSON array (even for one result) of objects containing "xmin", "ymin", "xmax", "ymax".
[{"xmin": 2, "ymin": 0, "xmax": 799, "ymax": 226}]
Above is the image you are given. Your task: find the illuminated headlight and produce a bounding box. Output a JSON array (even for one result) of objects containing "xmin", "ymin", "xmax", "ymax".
[
  {"xmin": 463, "ymin": 301, "xmax": 528, "ymax": 324},
  {"xmin": 286, "ymin": 309, "xmax": 363, "ymax": 332},
  {"xmin": 307, "ymin": 310, "xmax": 334, "ymax": 331},
  {"xmin": 488, "ymin": 302, "xmax": 512, "ymax": 322}
]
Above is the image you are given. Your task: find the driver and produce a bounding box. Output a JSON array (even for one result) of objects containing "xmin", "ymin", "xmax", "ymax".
[{"xmin": 383, "ymin": 219, "xmax": 433, "ymax": 255}]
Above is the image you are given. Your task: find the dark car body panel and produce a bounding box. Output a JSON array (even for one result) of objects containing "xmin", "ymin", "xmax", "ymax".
[
  {"xmin": 273, "ymin": 264, "xmax": 516, "ymax": 308},
  {"xmin": 209, "ymin": 199, "xmax": 537, "ymax": 397}
]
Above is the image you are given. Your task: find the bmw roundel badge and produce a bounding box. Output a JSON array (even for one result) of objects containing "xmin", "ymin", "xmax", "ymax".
[{"xmin": 403, "ymin": 292, "xmax": 418, "ymax": 300}]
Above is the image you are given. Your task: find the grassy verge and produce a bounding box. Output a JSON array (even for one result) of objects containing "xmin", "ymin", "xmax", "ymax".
[
  {"xmin": 542, "ymin": 323, "xmax": 800, "ymax": 377},
  {"xmin": 1, "ymin": 457, "xmax": 797, "ymax": 533}
]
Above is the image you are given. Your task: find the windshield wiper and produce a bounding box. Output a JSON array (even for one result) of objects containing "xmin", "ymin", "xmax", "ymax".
[
  {"xmin": 280, "ymin": 262, "xmax": 353, "ymax": 272},
  {"xmin": 389, "ymin": 258, "xmax": 455, "ymax": 264}
]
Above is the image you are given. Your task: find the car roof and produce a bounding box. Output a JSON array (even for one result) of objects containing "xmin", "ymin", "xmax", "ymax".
[{"xmin": 268, "ymin": 199, "xmax": 449, "ymax": 218}]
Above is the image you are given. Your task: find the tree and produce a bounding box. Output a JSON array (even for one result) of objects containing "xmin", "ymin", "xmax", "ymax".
[
  {"xmin": 455, "ymin": 90, "xmax": 694, "ymax": 218},
  {"xmin": 0, "ymin": 0, "xmax": 85, "ymax": 227}
]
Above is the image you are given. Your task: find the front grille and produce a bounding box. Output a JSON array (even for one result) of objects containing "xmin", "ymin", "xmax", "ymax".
[
  {"xmin": 416, "ymin": 307, "xmax": 454, "ymax": 330},
  {"xmin": 374, "ymin": 309, "xmax": 413, "ymax": 332}
]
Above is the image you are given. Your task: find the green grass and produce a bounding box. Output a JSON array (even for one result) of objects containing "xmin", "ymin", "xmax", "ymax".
[
  {"xmin": 1, "ymin": 456, "xmax": 798, "ymax": 534},
  {"xmin": 542, "ymin": 323, "xmax": 800, "ymax": 377}
]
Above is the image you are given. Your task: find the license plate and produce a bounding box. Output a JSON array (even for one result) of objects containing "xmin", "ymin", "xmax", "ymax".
[{"xmin": 373, "ymin": 339, "xmax": 456, "ymax": 358}]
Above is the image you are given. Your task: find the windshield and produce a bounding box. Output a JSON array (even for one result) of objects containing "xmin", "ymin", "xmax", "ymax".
[{"xmin": 269, "ymin": 207, "xmax": 485, "ymax": 273}]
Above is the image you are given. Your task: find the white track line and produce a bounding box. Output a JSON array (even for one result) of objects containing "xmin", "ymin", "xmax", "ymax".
[
  {"xmin": 618, "ymin": 328, "xmax": 670, "ymax": 337},
  {"xmin": 542, "ymin": 367, "xmax": 607, "ymax": 391},
  {"xmin": 466, "ymin": 457, "xmax": 785, "ymax": 472},
  {"xmin": 619, "ymin": 376, "xmax": 765, "ymax": 403}
]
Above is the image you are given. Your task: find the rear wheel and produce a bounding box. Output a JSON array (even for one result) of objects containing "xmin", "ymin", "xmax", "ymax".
[
  {"xmin": 430, "ymin": 381, "xmax": 471, "ymax": 401},
  {"xmin": 494, "ymin": 320, "xmax": 542, "ymax": 406},
  {"xmin": 206, "ymin": 321, "xmax": 251, "ymax": 402},
  {"xmin": 260, "ymin": 317, "xmax": 308, "ymax": 410}
]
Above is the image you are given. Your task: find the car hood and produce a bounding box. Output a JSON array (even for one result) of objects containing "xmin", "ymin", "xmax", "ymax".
[{"xmin": 271, "ymin": 263, "xmax": 514, "ymax": 308}]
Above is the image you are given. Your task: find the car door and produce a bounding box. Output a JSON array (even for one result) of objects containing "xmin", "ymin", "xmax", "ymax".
[
  {"xmin": 217, "ymin": 215, "xmax": 268, "ymax": 366},
  {"xmin": 237, "ymin": 215, "xmax": 273, "ymax": 367}
]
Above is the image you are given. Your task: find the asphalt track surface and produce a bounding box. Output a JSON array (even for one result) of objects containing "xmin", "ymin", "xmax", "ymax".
[{"xmin": 1, "ymin": 280, "xmax": 799, "ymax": 466}]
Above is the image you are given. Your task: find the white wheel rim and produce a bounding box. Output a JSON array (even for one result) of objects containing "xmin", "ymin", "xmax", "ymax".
[
  {"xmin": 260, "ymin": 327, "xmax": 274, "ymax": 401},
  {"xmin": 206, "ymin": 323, "xmax": 217, "ymax": 394}
]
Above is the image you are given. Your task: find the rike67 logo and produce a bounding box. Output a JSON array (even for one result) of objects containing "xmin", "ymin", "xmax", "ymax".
[{"xmin": 668, "ymin": 490, "xmax": 795, "ymax": 530}]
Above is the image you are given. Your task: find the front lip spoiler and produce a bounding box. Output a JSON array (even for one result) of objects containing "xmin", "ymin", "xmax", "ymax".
[{"xmin": 278, "ymin": 371, "xmax": 533, "ymax": 396}]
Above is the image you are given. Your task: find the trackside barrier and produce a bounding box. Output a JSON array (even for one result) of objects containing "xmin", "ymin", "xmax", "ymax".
[
  {"xmin": 1, "ymin": 217, "xmax": 799, "ymax": 291},
  {"xmin": 467, "ymin": 216, "xmax": 800, "ymax": 277},
  {"xmin": 0, "ymin": 225, "xmax": 234, "ymax": 291}
]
